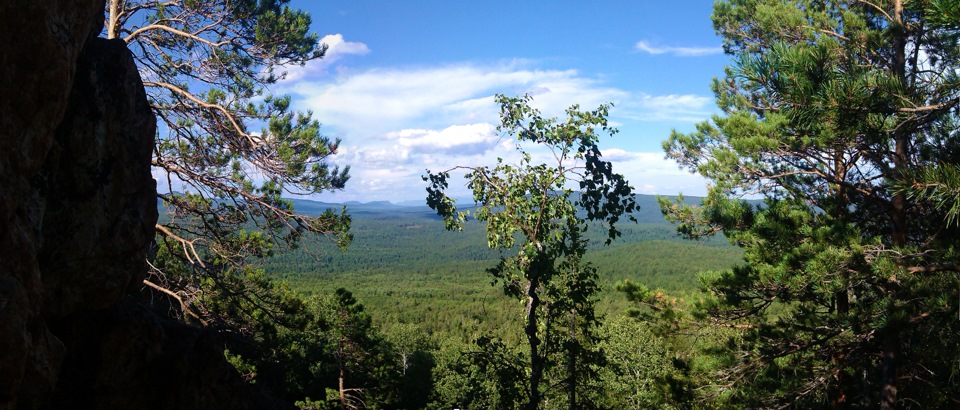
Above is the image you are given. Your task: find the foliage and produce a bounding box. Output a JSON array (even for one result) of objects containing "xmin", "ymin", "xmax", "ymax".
[
  {"xmin": 615, "ymin": 282, "xmax": 748, "ymax": 409},
  {"xmin": 380, "ymin": 323, "xmax": 436, "ymax": 410},
  {"xmin": 425, "ymin": 94, "xmax": 638, "ymax": 409},
  {"xmin": 152, "ymin": 232, "xmax": 440, "ymax": 407},
  {"xmin": 204, "ymin": 200, "xmax": 743, "ymax": 407},
  {"xmin": 430, "ymin": 336, "xmax": 528, "ymax": 409},
  {"xmin": 616, "ymin": 280, "xmax": 690, "ymax": 336},
  {"xmin": 597, "ymin": 316, "xmax": 680, "ymax": 409},
  {"xmin": 106, "ymin": 0, "xmax": 351, "ymax": 325},
  {"xmin": 315, "ymin": 288, "xmax": 400, "ymax": 409},
  {"xmin": 662, "ymin": 0, "xmax": 960, "ymax": 408},
  {"xmin": 896, "ymin": 161, "xmax": 960, "ymax": 226}
]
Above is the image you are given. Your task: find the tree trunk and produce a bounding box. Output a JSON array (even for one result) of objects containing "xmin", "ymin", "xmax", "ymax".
[
  {"xmin": 339, "ymin": 365, "xmax": 346, "ymax": 410},
  {"xmin": 107, "ymin": 0, "xmax": 119, "ymax": 39},
  {"xmin": 567, "ymin": 310, "xmax": 577, "ymax": 410},
  {"xmin": 881, "ymin": 2, "xmax": 906, "ymax": 408},
  {"xmin": 880, "ymin": 331, "xmax": 899, "ymax": 410},
  {"xmin": 525, "ymin": 276, "xmax": 542, "ymax": 410},
  {"xmin": 829, "ymin": 298, "xmax": 850, "ymax": 409},
  {"xmin": 827, "ymin": 146, "xmax": 852, "ymax": 409},
  {"xmin": 831, "ymin": 151, "xmax": 851, "ymax": 410}
]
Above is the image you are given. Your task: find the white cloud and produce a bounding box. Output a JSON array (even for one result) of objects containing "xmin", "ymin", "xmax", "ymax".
[
  {"xmin": 314, "ymin": 144, "xmax": 708, "ymax": 203},
  {"xmin": 279, "ymin": 59, "xmax": 713, "ymax": 202},
  {"xmin": 635, "ymin": 40, "xmax": 723, "ymax": 57},
  {"xmin": 601, "ymin": 148, "xmax": 640, "ymax": 162},
  {"xmin": 319, "ymin": 123, "xmax": 518, "ymax": 202},
  {"xmin": 621, "ymin": 93, "xmax": 714, "ymax": 123},
  {"xmin": 285, "ymin": 62, "xmax": 628, "ymax": 138},
  {"xmin": 388, "ymin": 123, "xmax": 500, "ymax": 156},
  {"xmin": 279, "ymin": 34, "xmax": 370, "ymax": 82},
  {"xmin": 321, "ymin": 33, "xmax": 371, "ymax": 57},
  {"xmin": 602, "ymin": 150, "xmax": 709, "ymax": 196}
]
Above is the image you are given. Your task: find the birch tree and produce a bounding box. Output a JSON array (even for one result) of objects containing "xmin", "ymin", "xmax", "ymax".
[{"xmin": 425, "ymin": 94, "xmax": 638, "ymax": 409}]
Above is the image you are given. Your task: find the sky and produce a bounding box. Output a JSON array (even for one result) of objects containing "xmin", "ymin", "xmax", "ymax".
[{"xmin": 279, "ymin": 0, "xmax": 733, "ymax": 204}]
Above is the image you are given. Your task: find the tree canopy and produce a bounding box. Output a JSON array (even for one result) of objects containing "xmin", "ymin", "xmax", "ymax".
[
  {"xmin": 425, "ymin": 94, "xmax": 638, "ymax": 409},
  {"xmin": 661, "ymin": 0, "xmax": 960, "ymax": 408},
  {"xmin": 105, "ymin": 0, "xmax": 351, "ymax": 323}
]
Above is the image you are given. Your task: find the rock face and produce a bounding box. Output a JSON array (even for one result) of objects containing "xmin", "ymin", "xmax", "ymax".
[
  {"xmin": 0, "ymin": 1, "xmax": 106, "ymax": 406},
  {"xmin": 0, "ymin": 2, "xmax": 269, "ymax": 409},
  {"xmin": 39, "ymin": 36, "xmax": 158, "ymax": 320}
]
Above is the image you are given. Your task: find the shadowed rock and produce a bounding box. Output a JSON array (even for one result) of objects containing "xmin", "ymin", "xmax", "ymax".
[{"xmin": 0, "ymin": 2, "xmax": 273, "ymax": 409}]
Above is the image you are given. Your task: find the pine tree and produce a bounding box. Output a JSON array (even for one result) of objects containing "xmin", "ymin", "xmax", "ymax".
[
  {"xmin": 662, "ymin": 0, "xmax": 960, "ymax": 407},
  {"xmin": 105, "ymin": 0, "xmax": 352, "ymax": 324}
]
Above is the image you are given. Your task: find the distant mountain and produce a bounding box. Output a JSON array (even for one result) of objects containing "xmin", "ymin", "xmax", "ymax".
[
  {"xmin": 284, "ymin": 194, "xmax": 710, "ymax": 224},
  {"xmin": 157, "ymin": 193, "xmax": 717, "ymax": 225},
  {"xmin": 288, "ymin": 198, "xmax": 445, "ymax": 221}
]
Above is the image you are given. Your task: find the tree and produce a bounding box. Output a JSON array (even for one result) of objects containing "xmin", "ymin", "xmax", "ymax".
[
  {"xmin": 597, "ymin": 316, "xmax": 680, "ymax": 410},
  {"xmin": 425, "ymin": 94, "xmax": 638, "ymax": 409},
  {"xmin": 662, "ymin": 0, "xmax": 960, "ymax": 408},
  {"xmin": 318, "ymin": 288, "xmax": 397, "ymax": 410},
  {"xmin": 430, "ymin": 336, "xmax": 528, "ymax": 409},
  {"xmin": 380, "ymin": 323, "xmax": 436, "ymax": 409},
  {"xmin": 895, "ymin": 0, "xmax": 960, "ymax": 220},
  {"xmin": 104, "ymin": 0, "xmax": 351, "ymax": 321}
]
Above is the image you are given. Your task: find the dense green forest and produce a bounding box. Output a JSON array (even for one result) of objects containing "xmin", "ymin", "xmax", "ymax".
[
  {"xmin": 151, "ymin": 195, "xmax": 744, "ymax": 408},
  {"xmin": 261, "ymin": 197, "xmax": 742, "ymax": 343},
  {"xmin": 139, "ymin": 0, "xmax": 960, "ymax": 408},
  {"xmin": 155, "ymin": 194, "xmax": 744, "ymax": 408}
]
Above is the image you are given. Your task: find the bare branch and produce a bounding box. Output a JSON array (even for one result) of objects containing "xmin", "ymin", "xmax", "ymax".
[
  {"xmin": 124, "ymin": 23, "xmax": 231, "ymax": 48},
  {"xmin": 142, "ymin": 277, "xmax": 208, "ymax": 326},
  {"xmin": 155, "ymin": 223, "xmax": 206, "ymax": 268},
  {"xmin": 856, "ymin": 0, "xmax": 895, "ymax": 23}
]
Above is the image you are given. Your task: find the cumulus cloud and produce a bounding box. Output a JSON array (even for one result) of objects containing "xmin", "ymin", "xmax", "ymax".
[
  {"xmin": 321, "ymin": 33, "xmax": 371, "ymax": 57},
  {"xmin": 620, "ymin": 93, "xmax": 714, "ymax": 122},
  {"xmin": 388, "ymin": 123, "xmax": 500, "ymax": 156},
  {"xmin": 280, "ymin": 59, "xmax": 714, "ymax": 202},
  {"xmin": 601, "ymin": 148, "xmax": 640, "ymax": 162},
  {"xmin": 279, "ymin": 34, "xmax": 370, "ymax": 82},
  {"xmin": 635, "ymin": 40, "xmax": 723, "ymax": 57},
  {"xmin": 285, "ymin": 62, "xmax": 628, "ymax": 138},
  {"xmin": 319, "ymin": 123, "xmax": 518, "ymax": 201},
  {"xmin": 315, "ymin": 143, "xmax": 709, "ymax": 203}
]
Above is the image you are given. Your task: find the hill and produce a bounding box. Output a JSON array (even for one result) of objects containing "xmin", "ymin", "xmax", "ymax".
[{"xmin": 284, "ymin": 193, "xmax": 693, "ymax": 224}]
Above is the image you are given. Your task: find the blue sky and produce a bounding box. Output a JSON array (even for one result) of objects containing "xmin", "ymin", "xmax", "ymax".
[{"xmin": 279, "ymin": 1, "xmax": 733, "ymax": 203}]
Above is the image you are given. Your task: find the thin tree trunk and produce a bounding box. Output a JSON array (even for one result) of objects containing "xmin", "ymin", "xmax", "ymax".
[
  {"xmin": 880, "ymin": 332, "xmax": 899, "ymax": 410},
  {"xmin": 889, "ymin": 0, "xmax": 908, "ymax": 244},
  {"xmin": 526, "ymin": 276, "xmax": 542, "ymax": 410},
  {"xmin": 881, "ymin": 2, "xmax": 906, "ymax": 408},
  {"xmin": 107, "ymin": 0, "xmax": 119, "ymax": 39},
  {"xmin": 339, "ymin": 363, "xmax": 346, "ymax": 410},
  {"xmin": 830, "ymin": 292, "xmax": 850, "ymax": 409},
  {"xmin": 831, "ymin": 151, "xmax": 851, "ymax": 410},
  {"xmin": 567, "ymin": 309, "xmax": 577, "ymax": 410}
]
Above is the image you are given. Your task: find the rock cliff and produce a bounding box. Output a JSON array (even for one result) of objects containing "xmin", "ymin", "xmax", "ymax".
[{"xmin": 0, "ymin": 1, "xmax": 269, "ymax": 408}]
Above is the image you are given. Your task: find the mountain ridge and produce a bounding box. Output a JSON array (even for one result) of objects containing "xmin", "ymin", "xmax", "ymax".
[{"xmin": 284, "ymin": 193, "xmax": 707, "ymax": 225}]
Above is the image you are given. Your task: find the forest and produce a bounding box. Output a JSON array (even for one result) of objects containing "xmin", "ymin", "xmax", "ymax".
[
  {"xmin": 124, "ymin": 0, "xmax": 960, "ymax": 409},
  {"xmin": 152, "ymin": 194, "xmax": 743, "ymax": 407},
  {"xmin": 261, "ymin": 198, "xmax": 741, "ymax": 343}
]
